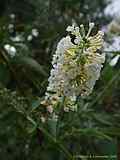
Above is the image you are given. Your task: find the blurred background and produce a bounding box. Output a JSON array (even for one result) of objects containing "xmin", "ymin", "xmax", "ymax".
[{"xmin": 0, "ymin": 0, "xmax": 120, "ymax": 159}]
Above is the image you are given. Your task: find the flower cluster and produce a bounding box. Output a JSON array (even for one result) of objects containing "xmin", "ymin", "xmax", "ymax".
[
  {"xmin": 42, "ymin": 23, "xmax": 105, "ymax": 112},
  {"xmin": 4, "ymin": 44, "xmax": 16, "ymax": 58}
]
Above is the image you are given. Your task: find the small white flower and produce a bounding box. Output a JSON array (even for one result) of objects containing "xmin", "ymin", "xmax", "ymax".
[
  {"xmin": 8, "ymin": 24, "xmax": 14, "ymax": 31},
  {"xmin": 41, "ymin": 116, "xmax": 46, "ymax": 123},
  {"xmin": 4, "ymin": 44, "xmax": 11, "ymax": 51},
  {"xmin": 32, "ymin": 29, "xmax": 39, "ymax": 37},
  {"xmin": 11, "ymin": 35, "xmax": 24, "ymax": 42},
  {"xmin": 4, "ymin": 44, "xmax": 16, "ymax": 58},
  {"xmin": 10, "ymin": 14, "xmax": 15, "ymax": 19},
  {"xmin": 27, "ymin": 35, "xmax": 33, "ymax": 41},
  {"xmin": 9, "ymin": 46, "xmax": 16, "ymax": 57},
  {"xmin": 66, "ymin": 24, "xmax": 75, "ymax": 32}
]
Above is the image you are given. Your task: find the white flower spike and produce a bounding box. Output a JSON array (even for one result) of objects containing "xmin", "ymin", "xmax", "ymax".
[{"xmin": 42, "ymin": 23, "xmax": 105, "ymax": 112}]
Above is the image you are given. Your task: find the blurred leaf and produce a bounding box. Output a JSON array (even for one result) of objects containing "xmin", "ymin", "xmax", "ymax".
[
  {"xmin": 31, "ymin": 98, "xmax": 41, "ymax": 109},
  {"xmin": 47, "ymin": 118, "xmax": 57, "ymax": 138},
  {"xmin": 0, "ymin": 63, "xmax": 10, "ymax": 85},
  {"xmin": 92, "ymin": 113, "xmax": 112, "ymax": 126},
  {"xmin": 14, "ymin": 56, "xmax": 48, "ymax": 77},
  {"xmin": 98, "ymin": 140, "xmax": 117, "ymax": 155}
]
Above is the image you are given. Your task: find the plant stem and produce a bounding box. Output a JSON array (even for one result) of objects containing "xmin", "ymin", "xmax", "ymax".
[{"xmin": 27, "ymin": 115, "xmax": 74, "ymax": 160}]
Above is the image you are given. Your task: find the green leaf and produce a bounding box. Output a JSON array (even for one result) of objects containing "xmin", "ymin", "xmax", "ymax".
[
  {"xmin": 47, "ymin": 118, "xmax": 57, "ymax": 138},
  {"xmin": 31, "ymin": 98, "xmax": 41, "ymax": 109},
  {"xmin": 98, "ymin": 140, "xmax": 117, "ymax": 155},
  {"xmin": 103, "ymin": 128, "xmax": 120, "ymax": 137},
  {"xmin": 92, "ymin": 113, "xmax": 112, "ymax": 126},
  {"xmin": 13, "ymin": 56, "xmax": 48, "ymax": 77}
]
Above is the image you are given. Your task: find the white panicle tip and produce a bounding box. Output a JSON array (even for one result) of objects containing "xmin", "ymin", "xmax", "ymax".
[
  {"xmin": 80, "ymin": 24, "xmax": 84, "ymax": 28},
  {"xmin": 66, "ymin": 25, "xmax": 74, "ymax": 32},
  {"xmin": 98, "ymin": 31, "xmax": 104, "ymax": 36},
  {"xmin": 89, "ymin": 22, "xmax": 95, "ymax": 29}
]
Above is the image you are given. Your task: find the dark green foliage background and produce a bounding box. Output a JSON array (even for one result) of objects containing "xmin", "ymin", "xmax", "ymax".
[{"xmin": 0, "ymin": 0, "xmax": 120, "ymax": 159}]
